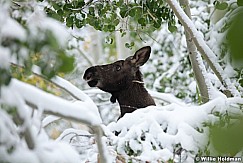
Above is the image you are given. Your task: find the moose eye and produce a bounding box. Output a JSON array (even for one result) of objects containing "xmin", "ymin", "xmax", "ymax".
[{"xmin": 116, "ymin": 65, "xmax": 121, "ymax": 71}]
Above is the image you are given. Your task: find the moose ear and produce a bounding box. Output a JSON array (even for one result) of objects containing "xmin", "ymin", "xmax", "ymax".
[{"xmin": 132, "ymin": 46, "xmax": 151, "ymax": 67}]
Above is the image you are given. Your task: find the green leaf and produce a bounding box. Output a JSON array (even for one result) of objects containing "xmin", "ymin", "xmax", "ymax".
[
  {"xmin": 113, "ymin": 19, "xmax": 120, "ymax": 26},
  {"xmin": 121, "ymin": 31, "xmax": 126, "ymax": 37},
  {"xmin": 0, "ymin": 68, "xmax": 12, "ymax": 86},
  {"xmin": 63, "ymin": 9, "xmax": 71, "ymax": 17},
  {"xmin": 120, "ymin": 9, "xmax": 127, "ymax": 18},
  {"xmin": 125, "ymin": 42, "xmax": 134, "ymax": 49},
  {"xmin": 52, "ymin": 2, "xmax": 62, "ymax": 10},
  {"xmin": 227, "ymin": 11, "xmax": 243, "ymax": 68},
  {"xmin": 138, "ymin": 17, "xmax": 146, "ymax": 26},
  {"xmin": 107, "ymin": 25, "xmax": 115, "ymax": 32},
  {"xmin": 237, "ymin": 0, "xmax": 243, "ymax": 6},
  {"xmin": 75, "ymin": 18, "xmax": 83, "ymax": 28},
  {"xmin": 66, "ymin": 16, "xmax": 74, "ymax": 27},
  {"xmin": 239, "ymin": 79, "xmax": 243, "ymax": 87},
  {"xmin": 51, "ymin": 12, "xmax": 62, "ymax": 21},
  {"xmin": 63, "ymin": 3, "xmax": 72, "ymax": 10},
  {"xmin": 103, "ymin": 25, "xmax": 109, "ymax": 32},
  {"xmin": 162, "ymin": 12, "xmax": 169, "ymax": 20},
  {"xmin": 57, "ymin": 9, "xmax": 64, "ymax": 16},
  {"xmin": 89, "ymin": 7, "xmax": 95, "ymax": 15},
  {"xmin": 58, "ymin": 53, "xmax": 75, "ymax": 73},
  {"xmin": 130, "ymin": 41, "xmax": 134, "ymax": 47},
  {"xmin": 153, "ymin": 21, "xmax": 161, "ymax": 29},
  {"xmin": 168, "ymin": 25, "xmax": 177, "ymax": 33},
  {"xmin": 125, "ymin": 42, "xmax": 130, "ymax": 48},
  {"xmin": 78, "ymin": 0, "xmax": 85, "ymax": 7},
  {"xmin": 210, "ymin": 117, "xmax": 243, "ymax": 155},
  {"xmin": 129, "ymin": 8, "xmax": 136, "ymax": 17},
  {"xmin": 96, "ymin": 3, "xmax": 103, "ymax": 10},
  {"xmin": 215, "ymin": 2, "xmax": 228, "ymax": 10}
]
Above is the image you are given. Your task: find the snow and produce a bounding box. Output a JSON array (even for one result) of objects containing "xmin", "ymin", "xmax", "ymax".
[
  {"xmin": 42, "ymin": 115, "xmax": 61, "ymax": 128},
  {"xmin": 0, "ymin": 11, "xmax": 26, "ymax": 41},
  {"xmin": 0, "ymin": 140, "xmax": 81, "ymax": 163},
  {"xmin": 52, "ymin": 76, "xmax": 94, "ymax": 103},
  {"xmin": 106, "ymin": 96, "xmax": 243, "ymax": 162},
  {"xmin": 167, "ymin": 0, "xmax": 241, "ymax": 97},
  {"xmin": 0, "ymin": 2, "xmax": 26, "ymax": 68},
  {"xmin": 0, "ymin": 47, "xmax": 11, "ymax": 68},
  {"xmin": 0, "ymin": 78, "xmax": 105, "ymax": 163},
  {"xmin": 1, "ymin": 78, "xmax": 242, "ymax": 162},
  {"xmin": 7, "ymin": 79, "xmax": 102, "ymax": 125},
  {"xmin": 36, "ymin": 141, "xmax": 80, "ymax": 163},
  {"xmin": 0, "ymin": 147, "xmax": 40, "ymax": 163},
  {"xmin": 27, "ymin": 7, "xmax": 70, "ymax": 47},
  {"xmin": 188, "ymin": 81, "xmax": 197, "ymax": 94},
  {"xmin": 0, "ymin": 109, "xmax": 19, "ymax": 148},
  {"xmin": 149, "ymin": 90, "xmax": 187, "ymax": 106}
]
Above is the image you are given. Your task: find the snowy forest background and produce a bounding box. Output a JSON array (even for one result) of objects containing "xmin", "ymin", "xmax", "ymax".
[{"xmin": 0, "ymin": 0, "xmax": 243, "ymax": 162}]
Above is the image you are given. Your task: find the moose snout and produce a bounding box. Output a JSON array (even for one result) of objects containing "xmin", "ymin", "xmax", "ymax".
[
  {"xmin": 83, "ymin": 66, "xmax": 100, "ymax": 87},
  {"xmin": 83, "ymin": 71, "xmax": 93, "ymax": 81},
  {"xmin": 83, "ymin": 67, "xmax": 96, "ymax": 81}
]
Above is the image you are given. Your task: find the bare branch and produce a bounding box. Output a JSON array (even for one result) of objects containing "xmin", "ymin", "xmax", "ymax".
[
  {"xmin": 13, "ymin": 114, "xmax": 35, "ymax": 150},
  {"xmin": 93, "ymin": 125, "xmax": 109, "ymax": 163},
  {"xmin": 76, "ymin": 47, "xmax": 94, "ymax": 66}
]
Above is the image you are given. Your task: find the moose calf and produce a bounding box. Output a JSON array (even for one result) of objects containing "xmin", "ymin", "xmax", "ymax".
[{"xmin": 83, "ymin": 46, "xmax": 155, "ymax": 119}]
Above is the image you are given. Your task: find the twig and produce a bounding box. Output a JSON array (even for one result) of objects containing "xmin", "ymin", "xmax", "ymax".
[
  {"xmin": 11, "ymin": 100, "xmax": 36, "ymax": 150},
  {"xmin": 76, "ymin": 47, "xmax": 94, "ymax": 66},
  {"xmin": 69, "ymin": 134, "xmax": 93, "ymax": 144},
  {"xmin": 93, "ymin": 125, "xmax": 109, "ymax": 163}
]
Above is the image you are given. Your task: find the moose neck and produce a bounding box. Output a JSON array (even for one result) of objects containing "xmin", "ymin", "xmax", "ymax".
[{"xmin": 112, "ymin": 72, "xmax": 155, "ymax": 118}]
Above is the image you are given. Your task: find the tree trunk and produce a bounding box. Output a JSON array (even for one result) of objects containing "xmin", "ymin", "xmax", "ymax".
[
  {"xmin": 115, "ymin": 18, "xmax": 132, "ymax": 59},
  {"xmin": 88, "ymin": 27, "xmax": 103, "ymax": 64},
  {"xmin": 179, "ymin": 0, "xmax": 210, "ymax": 103}
]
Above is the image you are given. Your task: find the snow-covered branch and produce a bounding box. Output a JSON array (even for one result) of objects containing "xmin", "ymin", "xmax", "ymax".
[
  {"xmin": 107, "ymin": 96, "xmax": 243, "ymax": 162},
  {"xmin": 84, "ymin": 88, "xmax": 186, "ymax": 106},
  {"xmin": 166, "ymin": 0, "xmax": 240, "ymax": 97},
  {"xmin": 148, "ymin": 90, "xmax": 186, "ymax": 106},
  {"xmin": 179, "ymin": 0, "xmax": 210, "ymax": 103},
  {"xmin": 12, "ymin": 63, "xmax": 95, "ymax": 103},
  {"xmin": 1, "ymin": 78, "xmax": 111, "ymax": 162},
  {"xmin": 9, "ymin": 79, "xmax": 102, "ymax": 125}
]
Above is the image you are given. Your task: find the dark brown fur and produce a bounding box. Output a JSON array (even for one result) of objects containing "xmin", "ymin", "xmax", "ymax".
[{"xmin": 83, "ymin": 46, "xmax": 155, "ymax": 119}]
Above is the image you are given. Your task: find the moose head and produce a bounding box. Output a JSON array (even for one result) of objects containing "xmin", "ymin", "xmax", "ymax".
[{"xmin": 83, "ymin": 46, "xmax": 155, "ymax": 119}]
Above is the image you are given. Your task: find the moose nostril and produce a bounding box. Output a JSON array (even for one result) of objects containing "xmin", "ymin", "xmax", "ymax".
[
  {"xmin": 86, "ymin": 73, "xmax": 92, "ymax": 81},
  {"xmin": 83, "ymin": 66, "xmax": 97, "ymax": 80}
]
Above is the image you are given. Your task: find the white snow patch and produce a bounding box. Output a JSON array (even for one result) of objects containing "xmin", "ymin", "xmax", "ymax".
[
  {"xmin": 107, "ymin": 96, "xmax": 243, "ymax": 162},
  {"xmin": 8, "ymin": 79, "xmax": 102, "ymax": 125},
  {"xmin": 0, "ymin": 47, "xmax": 11, "ymax": 68},
  {"xmin": 188, "ymin": 81, "xmax": 197, "ymax": 94},
  {"xmin": 27, "ymin": 7, "xmax": 70, "ymax": 47},
  {"xmin": 0, "ymin": 16, "xmax": 26, "ymax": 41}
]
